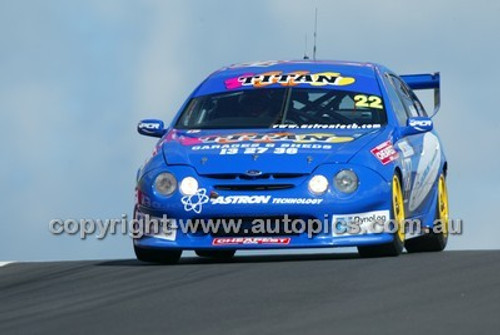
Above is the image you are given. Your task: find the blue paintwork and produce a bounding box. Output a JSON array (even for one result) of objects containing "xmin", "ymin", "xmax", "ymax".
[
  {"xmin": 401, "ymin": 73, "xmax": 439, "ymax": 90},
  {"xmin": 134, "ymin": 60, "xmax": 447, "ymax": 251}
]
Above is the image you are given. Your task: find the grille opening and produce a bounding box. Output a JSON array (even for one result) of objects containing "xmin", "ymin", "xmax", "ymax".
[
  {"xmin": 203, "ymin": 174, "xmax": 238, "ymax": 180},
  {"xmin": 214, "ymin": 184, "xmax": 294, "ymax": 191},
  {"xmin": 272, "ymin": 173, "xmax": 306, "ymax": 179},
  {"xmin": 202, "ymin": 173, "xmax": 307, "ymax": 180}
]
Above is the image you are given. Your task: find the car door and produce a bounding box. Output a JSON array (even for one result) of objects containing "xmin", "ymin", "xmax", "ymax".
[{"xmin": 388, "ymin": 74, "xmax": 441, "ymax": 218}]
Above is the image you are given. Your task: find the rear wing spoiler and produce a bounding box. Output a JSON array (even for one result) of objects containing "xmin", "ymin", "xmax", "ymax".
[{"xmin": 401, "ymin": 72, "xmax": 440, "ymax": 116}]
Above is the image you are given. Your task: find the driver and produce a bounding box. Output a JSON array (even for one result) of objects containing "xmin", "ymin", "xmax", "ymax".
[{"xmin": 238, "ymin": 90, "xmax": 278, "ymax": 122}]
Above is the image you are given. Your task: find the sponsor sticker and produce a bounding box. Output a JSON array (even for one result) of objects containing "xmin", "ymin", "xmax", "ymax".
[
  {"xmin": 190, "ymin": 132, "xmax": 354, "ymax": 145},
  {"xmin": 138, "ymin": 121, "xmax": 161, "ymax": 130},
  {"xmin": 135, "ymin": 211, "xmax": 177, "ymax": 241},
  {"xmin": 181, "ymin": 190, "xmax": 323, "ymax": 213},
  {"xmin": 371, "ymin": 140, "xmax": 399, "ymax": 165},
  {"xmin": 409, "ymin": 133, "xmax": 441, "ymax": 211},
  {"xmin": 332, "ymin": 210, "xmax": 390, "ymax": 236},
  {"xmin": 397, "ymin": 140, "xmax": 414, "ymax": 158},
  {"xmin": 181, "ymin": 188, "xmax": 210, "ymax": 214},
  {"xmin": 225, "ymin": 71, "xmax": 356, "ymax": 90},
  {"xmin": 212, "ymin": 237, "xmax": 291, "ymax": 245},
  {"xmin": 272, "ymin": 198, "xmax": 323, "ymax": 205},
  {"xmin": 211, "ymin": 195, "xmax": 271, "ymax": 205},
  {"xmin": 181, "ymin": 132, "xmax": 356, "ymax": 155},
  {"xmin": 192, "ymin": 143, "xmax": 334, "ymax": 155},
  {"xmin": 272, "ymin": 124, "xmax": 382, "ymax": 130},
  {"xmin": 409, "ymin": 118, "xmax": 432, "ymax": 131}
]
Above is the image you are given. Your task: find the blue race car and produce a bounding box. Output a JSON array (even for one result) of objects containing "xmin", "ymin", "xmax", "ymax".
[{"xmin": 133, "ymin": 60, "xmax": 449, "ymax": 263}]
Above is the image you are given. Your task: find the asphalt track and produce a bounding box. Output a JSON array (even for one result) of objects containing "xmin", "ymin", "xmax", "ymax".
[{"xmin": 1, "ymin": 250, "xmax": 499, "ymax": 335}]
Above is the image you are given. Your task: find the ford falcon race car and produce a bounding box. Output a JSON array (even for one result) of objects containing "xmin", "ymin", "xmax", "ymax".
[{"xmin": 133, "ymin": 60, "xmax": 449, "ymax": 264}]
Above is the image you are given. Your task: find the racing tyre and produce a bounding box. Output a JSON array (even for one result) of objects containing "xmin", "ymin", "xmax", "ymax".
[
  {"xmin": 195, "ymin": 249, "xmax": 236, "ymax": 259},
  {"xmin": 358, "ymin": 174, "xmax": 405, "ymax": 258},
  {"xmin": 134, "ymin": 245, "xmax": 182, "ymax": 264},
  {"xmin": 405, "ymin": 174, "xmax": 449, "ymax": 253}
]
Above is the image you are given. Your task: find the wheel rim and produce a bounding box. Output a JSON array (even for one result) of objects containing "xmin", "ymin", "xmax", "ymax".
[
  {"xmin": 392, "ymin": 175, "xmax": 405, "ymax": 242},
  {"xmin": 438, "ymin": 175, "xmax": 449, "ymax": 237}
]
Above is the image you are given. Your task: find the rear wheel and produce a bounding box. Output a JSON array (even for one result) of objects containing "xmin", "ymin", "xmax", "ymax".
[
  {"xmin": 195, "ymin": 249, "xmax": 236, "ymax": 260},
  {"xmin": 134, "ymin": 245, "xmax": 182, "ymax": 264},
  {"xmin": 358, "ymin": 174, "xmax": 405, "ymax": 258},
  {"xmin": 405, "ymin": 174, "xmax": 449, "ymax": 253}
]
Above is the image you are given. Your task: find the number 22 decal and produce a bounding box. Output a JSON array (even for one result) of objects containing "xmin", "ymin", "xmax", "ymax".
[{"xmin": 354, "ymin": 95, "xmax": 383, "ymax": 109}]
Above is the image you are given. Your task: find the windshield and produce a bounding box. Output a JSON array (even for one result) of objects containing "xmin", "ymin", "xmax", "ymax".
[{"xmin": 175, "ymin": 88, "xmax": 387, "ymax": 129}]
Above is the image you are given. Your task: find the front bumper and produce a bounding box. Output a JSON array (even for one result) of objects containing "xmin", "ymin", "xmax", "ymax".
[{"xmin": 134, "ymin": 163, "xmax": 394, "ymax": 250}]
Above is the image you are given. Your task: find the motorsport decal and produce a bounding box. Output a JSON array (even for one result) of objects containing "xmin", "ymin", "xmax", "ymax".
[
  {"xmin": 401, "ymin": 157, "xmax": 413, "ymax": 198},
  {"xmin": 224, "ymin": 71, "xmax": 356, "ymax": 90},
  {"xmin": 371, "ymin": 140, "xmax": 399, "ymax": 165},
  {"xmin": 181, "ymin": 132, "xmax": 355, "ymax": 145},
  {"xmin": 332, "ymin": 210, "xmax": 390, "ymax": 236},
  {"xmin": 211, "ymin": 196, "xmax": 323, "ymax": 206},
  {"xmin": 409, "ymin": 118, "xmax": 433, "ymax": 131},
  {"xmin": 212, "ymin": 237, "xmax": 291, "ymax": 246},
  {"xmin": 211, "ymin": 195, "xmax": 271, "ymax": 205},
  {"xmin": 138, "ymin": 120, "xmax": 162, "ymax": 131},
  {"xmin": 398, "ymin": 140, "xmax": 414, "ymax": 199},
  {"xmin": 397, "ymin": 140, "xmax": 415, "ymax": 158},
  {"xmin": 197, "ymin": 143, "xmax": 332, "ymax": 155},
  {"xmin": 181, "ymin": 189, "xmax": 324, "ymax": 213},
  {"xmin": 225, "ymin": 60, "xmax": 294, "ymax": 69},
  {"xmin": 181, "ymin": 188, "xmax": 210, "ymax": 214},
  {"xmin": 272, "ymin": 123, "xmax": 382, "ymax": 130},
  {"xmin": 271, "ymin": 198, "xmax": 323, "ymax": 205},
  {"xmin": 135, "ymin": 210, "xmax": 177, "ymax": 241},
  {"xmin": 409, "ymin": 133, "xmax": 441, "ymax": 211},
  {"xmin": 179, "ymin": 132, "xmax": 356, "ymax": 155},
  {"xmin": 353, "ymin": 94, "xmax": 384, "ymax": 109}
]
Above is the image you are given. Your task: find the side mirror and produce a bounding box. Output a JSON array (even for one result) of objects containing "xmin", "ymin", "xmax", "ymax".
[
  {"xmin": 137, "ymin": 119, "xmax": 166, "ymax": 138},
  {"xmin": 401, "ymin": 117, "xmax": 433, "ymax": 137}
]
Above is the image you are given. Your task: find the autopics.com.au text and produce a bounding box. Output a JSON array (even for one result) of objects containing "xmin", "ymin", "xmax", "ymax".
[{"xmin": 48, "ymin": 214, "xmax": 463, "ymax": 239}]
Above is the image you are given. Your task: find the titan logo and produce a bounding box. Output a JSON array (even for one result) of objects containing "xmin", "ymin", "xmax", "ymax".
[
  {"xmin": 200, "ymin": 132, "xmax": 353, "ymax": 144},
  {"xmin": 237, "ymin": 71, "xmax": 356, "ymax": 88}
]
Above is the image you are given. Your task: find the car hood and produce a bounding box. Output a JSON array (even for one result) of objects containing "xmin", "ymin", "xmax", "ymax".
[{"xmin": 161, "ymin": 128, "xmax": 385, "ymax": 175}]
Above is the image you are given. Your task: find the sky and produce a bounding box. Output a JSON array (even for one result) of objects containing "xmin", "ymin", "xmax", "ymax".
[{"xmin": 0, "ymin": 0, "xmax": 499, "ymax": 261}]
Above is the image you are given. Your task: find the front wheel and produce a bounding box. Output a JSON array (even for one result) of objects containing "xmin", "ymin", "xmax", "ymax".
[
  {"xmin": 134, "ymin": 245, "xmax": 182, "ymax": 264},
  {"xmin": 358, "ymin": 174, "xmax": 405, "ymax": 258}
]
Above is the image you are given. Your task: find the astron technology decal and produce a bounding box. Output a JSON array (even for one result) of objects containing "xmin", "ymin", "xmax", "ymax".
[
  {"xmin": 225, "ymin": 71, "xmax": 356, "ymax": 89},
  {"xmin": 181, "ymin": 190, "xmax": 324, "ymax": 213},
  {"xmin": 210, "ymin": 195, "xmax": 271, "ymax": 205},
  {"xmin": 272, "ymin": 198, "xmax": 323, "ymax": 205},
  {"xmin": 181, "ymin": 191, "xmax": 271, "ymax": 213}
]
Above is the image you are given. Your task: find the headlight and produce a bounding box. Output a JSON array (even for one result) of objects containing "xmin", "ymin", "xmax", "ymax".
[
  {"xmin": 334, "ymin": 170, "xmax": 358, "ymax": 193},
  {"xmin": 308, "ymin": 175, "xmax": 329, "ymax": 195},
  {"xmin": 180, "ymin": 176, "xmax": 199, "ymax": 196},
  {"xmin": 154, "ymin": 172, "xmax": 177, "ymax": 196}
]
